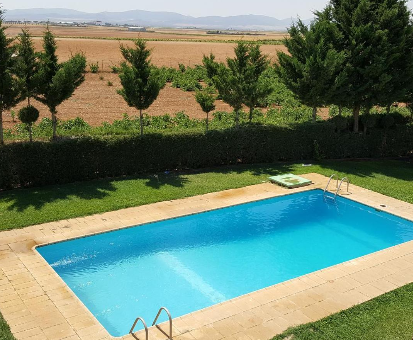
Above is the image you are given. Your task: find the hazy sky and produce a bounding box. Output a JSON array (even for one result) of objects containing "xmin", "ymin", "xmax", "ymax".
[{"xmin": 2, "ymin": 0, "xmax": 413, "ymax": 18}]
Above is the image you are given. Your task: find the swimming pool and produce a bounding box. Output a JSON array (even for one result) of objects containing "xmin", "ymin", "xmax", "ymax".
[{"xmin": 37, "ymin": 189, "xmax": 413, "ymax": 337}]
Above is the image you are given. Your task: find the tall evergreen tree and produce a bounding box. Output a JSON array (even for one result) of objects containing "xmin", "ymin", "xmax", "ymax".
[
  {"xmin": 15, "ymin": 29, "xmax": 41, "ymax": 106},
  {"xmin": 243, "ymin": 44, "xmax": 271, "ymax": 122},
  {"xmin": 0, "ymin": 8, "xmax": 20, "ymax": 145},
  {"xmin": 329, "ymin": 0, "xmax": 413, "ymax": 131},
  {"xmin": 202, "ymin": 53, "xmax": 220, "ymax": 84},
  {"xmin": 195, "ymin": 87, "xmax": 216, "ymax": 132},
  {"xmin": 213, "ymin": 62, "xmax": 244, "ymax": 127},
  {"xmin": 35, "ymin": 28, "xmax": 86, "ymax": 140},
  {"xmin": 276, "ymin": 14, "xmax": 345, "ymax": 123},
  {"xmin": 206, "ymin": 42, "xmax": 271, "ymax": 126},
  {"xmin": 118, "ymin": 39, "xmax": 165, "ymax": 136}
]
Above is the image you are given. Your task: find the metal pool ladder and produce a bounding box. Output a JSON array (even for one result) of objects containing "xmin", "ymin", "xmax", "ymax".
[
  {"xmin": 152, "ymin": 307, "xmax": 173, "ymax": 339},
  {"xmin": 130, "ymin": 317, "xmax": 149, "ymax": 340},
  {"xmin": 324, "ymin": 174, "xmax": 350, "ymax": 201},
  {"xmin": 130, "ymin": 307, "xmax": 172, "ymax": 340}
]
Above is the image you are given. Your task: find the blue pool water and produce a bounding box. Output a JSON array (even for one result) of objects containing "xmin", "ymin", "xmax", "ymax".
[{"xmin": 38, "ymin": 190, "xmax": 413, "ymax": 336}]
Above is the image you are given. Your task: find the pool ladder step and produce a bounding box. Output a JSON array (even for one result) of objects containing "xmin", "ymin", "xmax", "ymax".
[
  {"xmin": 130, "ymin": 307, "xmax": 172, "ymax": 340},
  {"xmin": 323, "ymin": 174, "xmax": 350, "ymax": 201}
]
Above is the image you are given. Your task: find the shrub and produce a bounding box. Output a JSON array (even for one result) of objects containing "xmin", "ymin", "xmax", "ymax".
[
  {"xmin": 111, "ymin": 65, "xmax": 121, "ymax": 74},
  {"xmin": 18, "ymin": 106, "xmax": 39, "ymax": 142},
  {"xmin": 107, "ymin": 81, "xmax": 113, "ymax": 86},
  {"xmin": 10, "ymin": 110, "xmax": 16, "ymax": 122},
  {"xmin": 60, "ymin": 117, "xmax": 91, "ymax": 131},
  {"xmin": 361, "ymin": 114, "xmax": 376, "ymax": 134},
  {"xmin": 331, "ymin": 115, "xmax": 349, "ymax": 132},
  {"xmin": 89, "ymin": 62, "xmax": 99, "ymax": 73},
  {"xmin": 18, "ymin": 106, "xmax": 39, "ymax": 125},
  {"xmin": 381, "ymin": 114, "xmax": 395, "ymax": 129},
  {"xmin": 0, "ymin": 123, "xmax": 411, "ymax": 190}
]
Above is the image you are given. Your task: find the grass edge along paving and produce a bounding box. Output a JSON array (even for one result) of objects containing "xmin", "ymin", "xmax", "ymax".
[
  {"xmin": 272, "ymin": 282, "xmax": 413, "ymax": 340},
  {"xmin": 0, "ymin": 312, "xmax": 16, "ymax": 340}
]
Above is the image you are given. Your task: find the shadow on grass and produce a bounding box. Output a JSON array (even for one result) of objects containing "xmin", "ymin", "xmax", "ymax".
[
  {"xmin": 145, "ymin": 172, "xmax": 189, "ymax": 189},
  {"xmin": 2, "ymin": 180, "xmax": 118, "ymax": 213},
  {"xmin": 315, "ymin": 159, "xmax": 413, "ymax": 182},
  {"xmin": 190, "ymin": 163, "xmax": 298, "ymax": 177},
  {"xmin": 2, "ymin": 160, "xmax": 411, "ymax": 214}
]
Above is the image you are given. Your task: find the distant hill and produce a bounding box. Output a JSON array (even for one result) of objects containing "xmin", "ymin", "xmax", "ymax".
[{"xmin": 4, "ymin": 8, "xmax": 312, "ymax": 31}]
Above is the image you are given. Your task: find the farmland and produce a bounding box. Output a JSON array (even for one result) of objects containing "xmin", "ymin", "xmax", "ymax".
[{"xmin": 4, "ymin": 25, "xmax": 288, "ymax": 129}]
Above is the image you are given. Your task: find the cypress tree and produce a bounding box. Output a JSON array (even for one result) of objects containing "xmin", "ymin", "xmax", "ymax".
[
  {"xmin": 15, "ymin": 29, "xmax": 41, "ymax": 106},
  {"xmin": 208, "ymin": 42, "xmax": 271, "ymax": 127},
  {"xmin": 330, "ymin": 0, "xmax": 413, "ymax": 131},
  {"xmin": 0, "ymin": 8, "xmax": 20, "ymax": 145},
  {"xmin": 117, "ymin": 39, "xmax": 165, "ymax": 136},
  {"xmin": 195, "ymin": 87, "xmax": 216, "ymax": 132},
  {"xmin": 35, "ymin": 27, "xmax": 86, "ymax": 140},
  {"xmin": 243, "ymin": 44, "xmax": 271, "ymax": 123},
  {"xmin": 276, "ymin": 14, "xmax": 345, "ymax": 123}
]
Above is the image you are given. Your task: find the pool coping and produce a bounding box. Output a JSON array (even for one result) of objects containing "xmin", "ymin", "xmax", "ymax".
[{"xmin": 0, "ymin": 173, "xmax": 411, "ymax": 340}]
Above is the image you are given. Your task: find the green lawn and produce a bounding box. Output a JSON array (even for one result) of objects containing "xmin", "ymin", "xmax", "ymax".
[
  {"xmin": 0, "ymin": 160, "xmax": 412, "ymax": 231},
  {"xmin": 0, "ymin": 312, "xmax": 16, "ymax": 340},
  {"xmin": 273, "ymin": 283, "xmax": 413, "ymax": 340}
]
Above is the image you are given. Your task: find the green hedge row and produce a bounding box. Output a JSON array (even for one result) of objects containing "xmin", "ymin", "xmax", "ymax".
[{"xmin": 0, "ymin": 123, "xmax": 412, "ymax": 190}]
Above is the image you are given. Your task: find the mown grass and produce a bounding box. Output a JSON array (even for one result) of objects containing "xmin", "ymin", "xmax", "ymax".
[
  {"xmin": 0, "ymin": 160, "xmax": 412, "ymax": 231},
  {"xmin": 0, "ymin": 312, "xmax": 16, "ymax": 340},
  {"xmin": 272, "ymin": 283, "xmax": 413, "ymax": 340}
]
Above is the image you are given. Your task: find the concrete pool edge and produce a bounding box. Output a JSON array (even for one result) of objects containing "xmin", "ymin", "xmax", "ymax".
[{"xmin": 0, "ymin": 173, "xmax": 411, "ymax": 340}]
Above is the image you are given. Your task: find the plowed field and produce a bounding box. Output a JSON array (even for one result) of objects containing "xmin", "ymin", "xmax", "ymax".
[{"xmin": 4, "ymin": 25, "xmax": 288, "ymax": 128}]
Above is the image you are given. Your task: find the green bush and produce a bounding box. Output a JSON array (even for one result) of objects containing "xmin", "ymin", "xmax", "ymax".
[
  {"xmin": 18, "ymin": 106, "xmax": 39, "ymax": 125},
  {"xmin": 60, "ymin": 117, "xmax": 91, "ymax": 131},
  {"xmin": 89, "ymin": 62, "xmax": 99, "ymax": 73},
  {"xmin": 0, "ymin": 123, "xmax": 411, "ymax": 190},
  {"xmin": 111, "ymin": 65, "xmax": 121, "ymax": 74},
  {"xmin": 159, "ymin": 65, "xmax": 207, "ymax": 92}
]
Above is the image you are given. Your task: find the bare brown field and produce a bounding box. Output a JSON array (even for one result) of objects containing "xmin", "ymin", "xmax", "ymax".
[
  {"xmin": 28, "ymin": 38, "xmax": 287, "ymax": 71},
  {"xmin": 4, "ymin": 74, "xmax": 234, "ymax": 129},
  {"xmin": 6, "ymin": 24, "xmax": 288, "ymax": 41},
  {"xmin": 4, "ymin": 26, "xmax": 289, "ymax": 129}
]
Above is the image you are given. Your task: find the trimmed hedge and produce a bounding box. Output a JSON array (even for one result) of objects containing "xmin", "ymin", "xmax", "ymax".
[{"xmin": 0, "ymin": 123, "xmax": 412, "ymax": 190}]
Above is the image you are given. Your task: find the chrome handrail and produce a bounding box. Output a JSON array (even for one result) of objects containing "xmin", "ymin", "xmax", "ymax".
[
  {"xmin": 335, "ymin": 177, "xmax": 350, "ymax": 197},
  {"xmin": 324, "ymin": 174, "xmax": 338, "ymax": 198},
  {"xmin": 129, "ymin": 317, "xmax": 148, "ymax": 340},
  {"xmin": 152, "ymin": 307, "xmax": 172, "ymax": 340}
]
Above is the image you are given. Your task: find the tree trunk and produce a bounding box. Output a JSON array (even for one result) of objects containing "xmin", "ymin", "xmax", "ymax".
[
  {"xmin": 52, "ymin": 109, "xmax": 57, "ymax": 140},
  {"xmin": 353, "ymin": 105, "xmax": 361, "ymax": 133},
  {"xmin": 312, "ymin": 107, "xmax": 317, "ymax": 123},
  {"xmin": 28, "ymin": 97, "xmax": 31, "ymax": 106},
  {"xmin": 386, "ymin": 104, "xmax": 391, "ymax": 115},
  {"xmin": 206, "ymin": 111, "xmax": 209, "ymax": 133},
  {"xmin": 139, "ymin": 109, "xmax": 143, "ymax": 137},
  {"xmin": 0, "ymin": 109, "xmax": 3, "ymax": 146},
  {"xmin": 249, "ymin": 107, "xmax": 253, "ymax": 123},
  {"xmin": 338, "ymin": 106, "xmax": 342, "ymax": 116},
  {"xmin": 29, "ymin": 124, "xmax": 33, "ymax": 143},
  {"xmin": 363, "ymin": 106, "xmax": 370, "ymax": 136}
]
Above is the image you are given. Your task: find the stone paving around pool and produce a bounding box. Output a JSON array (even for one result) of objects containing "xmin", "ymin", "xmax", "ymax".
[{"xmin": 0, "ymin": 173, "xmax": 412, "ymax": 340}]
